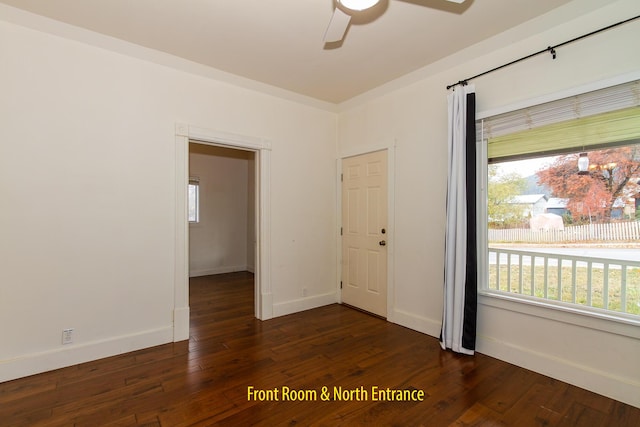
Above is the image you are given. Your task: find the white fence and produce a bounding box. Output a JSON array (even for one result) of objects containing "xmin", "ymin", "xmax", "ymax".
[
  {"xmin": 487, "ymin": 247, "xmax": 640, "ymax": 314},
  {"xmin": 489, "ymin": 221, "xmax": 640, "ymax": 243}
]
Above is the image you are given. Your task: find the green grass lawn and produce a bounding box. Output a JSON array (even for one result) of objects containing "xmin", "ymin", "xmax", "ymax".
[{"xmin": 488, "ymin": 264, "xmax": 640, "ymax": 315}]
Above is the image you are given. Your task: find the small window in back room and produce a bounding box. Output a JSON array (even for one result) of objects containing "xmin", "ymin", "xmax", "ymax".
[{"xmin": 188, "ymin": 177, "xmax": 200, "ymax": 223}]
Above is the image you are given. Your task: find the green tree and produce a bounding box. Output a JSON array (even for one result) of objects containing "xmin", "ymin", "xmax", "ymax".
[{"xmin": 488, "ymin": 165, "xmax": 527, "ymax": 228}]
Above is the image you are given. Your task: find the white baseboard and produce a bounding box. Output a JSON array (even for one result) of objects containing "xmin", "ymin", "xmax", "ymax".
[
  {"xmin": 477, "ymin": 335, "xmax": 640, "ymax": 409},
  {"xmin": 390, "ymin": 309, "xmax": 442, "ymax": 338},
  {"xmin": 272, "ymin": 291, "xmax": 338, "ymax": 318},
  {"xmin": 388, "ymin": 309, "xmax": 639, "ymax": 408},
  {"xmin": 189, "ymin": 265, "xmax": 248, "ymax": 277},
  {"xmin": 0, "ymin": 326, "xmax": 173, "ymax": 383}
]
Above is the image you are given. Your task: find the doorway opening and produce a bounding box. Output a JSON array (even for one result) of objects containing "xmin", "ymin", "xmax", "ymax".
[
  {"xmin": 173, "ymin": 124, "xmax": 273, "ymax": 342},
  {"xmin": 188, "ymin": 143, "xmax": 256, "ymax": 277}
]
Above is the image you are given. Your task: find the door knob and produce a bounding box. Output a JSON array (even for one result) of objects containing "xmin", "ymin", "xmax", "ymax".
[{"xmin": 379, "ymin": 240, "xmax": 386, "ymax": 246}]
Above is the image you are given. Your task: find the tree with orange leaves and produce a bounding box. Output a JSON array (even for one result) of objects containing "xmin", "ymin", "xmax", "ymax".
[{"xmin": 536, "ymin": 144, "xmax": 640, "ymax": 223}]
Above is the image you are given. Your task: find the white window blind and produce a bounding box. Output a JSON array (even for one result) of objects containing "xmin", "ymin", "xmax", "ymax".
[{"xmin": 479, "ymin": 80, "xmax": 640, "ymax": 160}]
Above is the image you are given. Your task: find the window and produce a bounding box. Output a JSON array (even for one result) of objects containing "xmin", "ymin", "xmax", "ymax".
[
  {"xmin": 188, "ymin": 177, "xmax": 200, "ymax": 223},
  {"xmin": 478, "ymin": 80, "xmax": 640, "ymax": 320}
]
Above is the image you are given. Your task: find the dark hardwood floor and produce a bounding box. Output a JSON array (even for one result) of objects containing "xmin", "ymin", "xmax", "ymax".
[{"xmin": 1, "ymin": 271, "xmax": 638, "ymax": 426}]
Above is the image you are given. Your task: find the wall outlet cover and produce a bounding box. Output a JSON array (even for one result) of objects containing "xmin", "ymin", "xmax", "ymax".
[{"xmin": 62, "ymin": 328, "xmax": 74, "ymax": 345}]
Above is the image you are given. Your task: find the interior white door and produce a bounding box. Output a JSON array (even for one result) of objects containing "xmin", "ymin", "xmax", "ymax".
[{"xmin": 341, "ymin": 150, "xmax": 388, "ymax": 317}]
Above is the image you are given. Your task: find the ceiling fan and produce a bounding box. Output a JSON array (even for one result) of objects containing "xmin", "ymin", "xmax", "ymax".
[{"xmin": 324, "ymin": 0, "xmax": 466, "ymax": 43}]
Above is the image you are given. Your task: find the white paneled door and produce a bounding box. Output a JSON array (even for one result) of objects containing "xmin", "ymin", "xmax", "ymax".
[{"xmin": 341, "ymin": 150, "xmax": 388, "ymax": 317}]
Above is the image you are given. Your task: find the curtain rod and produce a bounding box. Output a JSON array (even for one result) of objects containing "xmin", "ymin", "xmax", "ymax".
[{"xmin": 446, "ymin": 14, "xmax": 640, "ymax": 90}]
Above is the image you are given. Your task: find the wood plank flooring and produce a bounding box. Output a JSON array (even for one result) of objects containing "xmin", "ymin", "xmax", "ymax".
[{"xmin": 1, "ymin": 271, "xmax": 638, "ymax": 426}]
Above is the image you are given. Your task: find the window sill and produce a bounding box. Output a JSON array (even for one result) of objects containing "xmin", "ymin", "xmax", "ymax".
[{"xmin": 479, "ymin": 290, "xmax": 640, "ymax": 339}]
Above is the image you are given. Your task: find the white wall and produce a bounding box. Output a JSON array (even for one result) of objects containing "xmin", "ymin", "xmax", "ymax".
[
  {"xmin": 0, "ymin": 10, "xmax": 337, "ymax": 381},
  {"xmin": 337, "ymin": 0, "xmax": 640, "ymax": 408},
  {"xmin": 189, "ymin": 144, "xmax": 251, "ymax": 277}
]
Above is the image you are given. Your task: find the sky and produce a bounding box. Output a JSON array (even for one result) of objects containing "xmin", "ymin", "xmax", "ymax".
[{"xmin": 493, "ymin": 155, "xmax": 558, "ymax": 178}]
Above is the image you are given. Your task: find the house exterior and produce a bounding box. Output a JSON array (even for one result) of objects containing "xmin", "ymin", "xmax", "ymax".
[
  {"xmin": 508, "ymin": 194, "xmax": 547, "ymax": 218},
  {"xmin": 546, "ymin": 197, "xmax": 570, "ymax": 216},
  {"xmin": 1, "ymin": 0, "xmax": 639, "ymax": 410},
  {"xmin": 613, "ymin": 197, "xmax": 632, "ymax": 219}
]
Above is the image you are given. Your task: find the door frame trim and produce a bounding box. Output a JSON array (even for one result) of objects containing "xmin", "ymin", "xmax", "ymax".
[
  {"xmin": 337, "ymin": 142, "xmax": 396, "ymax": 322},
  {"xmin": 174, "ymin": 123, "xmax": 273, "ymax": 341}
]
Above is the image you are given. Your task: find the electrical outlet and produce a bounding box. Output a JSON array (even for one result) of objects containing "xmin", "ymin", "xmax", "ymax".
[
  {"xmin": 62, "ymin": 328, "xmax": 74, "ymax": 345},
  {"xmin": 302, "ymin": 288, "xmax": 308, "ymax": 297}
]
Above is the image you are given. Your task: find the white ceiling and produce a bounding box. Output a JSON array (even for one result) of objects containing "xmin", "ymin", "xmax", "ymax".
[{"xmin": 1, "ymin": 0, "xmax": 578, "ymax": 104}]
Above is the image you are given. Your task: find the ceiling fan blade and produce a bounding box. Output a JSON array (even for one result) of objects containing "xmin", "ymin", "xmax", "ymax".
[
  {"xmin": 323, "ymin": 8, "xmax": 351, "ymax": 43},
  {"xmin": 445, "ymin": 0, "xmax": 466, "ymax": 3}
]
